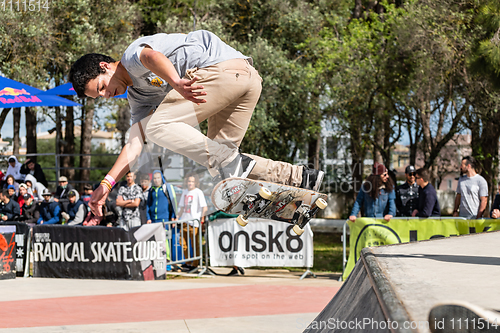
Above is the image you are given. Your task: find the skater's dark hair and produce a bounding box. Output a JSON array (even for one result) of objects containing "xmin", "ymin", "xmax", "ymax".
[{"xmin": 69, "ymin": 53, "xmax": 116, "ymax": 98}]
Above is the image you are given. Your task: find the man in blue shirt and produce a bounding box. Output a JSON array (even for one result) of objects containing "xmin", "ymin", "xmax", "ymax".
[{"xmin": 146, "ymin": 170, "xmax": 177, "ymax": 223}]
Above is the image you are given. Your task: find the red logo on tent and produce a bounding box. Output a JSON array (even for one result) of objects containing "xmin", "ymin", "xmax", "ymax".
[
  {"xmin": 0, "ymin": 87, "xmax": 42, "ymax": 104},
  {"xmin": 0, "ymin": 87, "xmax": 30, "ymax": 96}
]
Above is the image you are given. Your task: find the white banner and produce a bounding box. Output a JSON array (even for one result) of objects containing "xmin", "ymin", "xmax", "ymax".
[{"xmin": 208, "ymin": 218, "xmax": 313, "ymax": 268}]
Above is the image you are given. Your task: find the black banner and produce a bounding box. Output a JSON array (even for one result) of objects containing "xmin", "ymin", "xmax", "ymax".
[
  {"xmin": 32, "ymin": 224, "xmax": 167, "ymax": 280},
  {"xmin": 0, "ymin": 222, "xmax": 31, "ymax": 277},
  {"xmin": 0, "ymin": 225, "xmax": 16, "ymax": 280}
]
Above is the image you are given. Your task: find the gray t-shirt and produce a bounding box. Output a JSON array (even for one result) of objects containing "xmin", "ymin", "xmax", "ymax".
[
  {"xmin": 121, "ymin": 30, "xmax": 250, "ymax": 124},
  {"xmin": 456, "ymin": 174, "xmax": 488, "ymax": 219}
]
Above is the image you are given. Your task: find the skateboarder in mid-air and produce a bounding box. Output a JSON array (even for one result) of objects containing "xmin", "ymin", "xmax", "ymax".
[{"xmin": 69, "ymin": 30, "xmax": 324, "ymax": 216}]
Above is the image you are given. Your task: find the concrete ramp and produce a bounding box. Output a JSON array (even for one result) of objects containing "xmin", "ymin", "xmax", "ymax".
[{"xmin": 305, "ymin": 231, "xmax": 500, "ymax": 333}]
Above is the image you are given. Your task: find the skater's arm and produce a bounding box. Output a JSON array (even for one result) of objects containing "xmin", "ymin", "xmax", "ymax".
[
  {"xmin": 139, "ymin": 47, "xmax": 207, "ymax": 104},
  {"xmin": 88, "ymin": 123, "xmax": 144, "ymax": 216}
]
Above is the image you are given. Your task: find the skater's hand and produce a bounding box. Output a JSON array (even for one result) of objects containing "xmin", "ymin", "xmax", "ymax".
[
  {"xmin": 89, "ymin": 184, "xmax": 110, "ymax": 217},
  {"xmin": 173, "ymin": 77, "xmax": 207, "ymax": 104}
]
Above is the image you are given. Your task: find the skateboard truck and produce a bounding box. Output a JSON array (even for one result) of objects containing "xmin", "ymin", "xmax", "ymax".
[
  {"xmin": 291, "ymin": 198, "xmax": 328, "ymax": 236},
  {"xmin": 236, "ymin": 187, "xmax": 273, "ymax": 227}
]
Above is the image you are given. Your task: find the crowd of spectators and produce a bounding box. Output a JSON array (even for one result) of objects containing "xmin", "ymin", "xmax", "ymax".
[
  {"xmin": 0, "ymin": 158, "xmax": 211, "ymax": 270},
  {"xmin": 349, "ymin": 156, "xmax": 499, "ymax": 221},
  {"xmin": 0, "ymin": 155, "xmax": 207, "ymax": 227}
]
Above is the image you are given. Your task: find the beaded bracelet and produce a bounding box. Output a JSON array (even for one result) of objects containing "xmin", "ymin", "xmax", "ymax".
[{"xmin": 100, "ymin": 179, "xmax": 112, "ymax": 192}]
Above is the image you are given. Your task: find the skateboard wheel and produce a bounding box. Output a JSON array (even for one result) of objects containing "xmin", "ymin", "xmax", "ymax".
[
  {"xmin": 315, "ymin": 198, "xmax": 327, "ymax": 210},
  {"xmin": 292, "ymin": 224, "xmax": 304, "ymax": 236},
  {"xmin": 259, "ymin": 187, "xmax": 272, "ymax": 200},
  {"xmin": 236, "ymin": 215, "xmax": 248, "ymax": 227}
]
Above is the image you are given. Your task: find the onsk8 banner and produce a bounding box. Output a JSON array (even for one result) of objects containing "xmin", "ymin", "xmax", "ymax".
[{"xmin": 208, "ymin": 218, "xmax": 314, "ymax": 268}]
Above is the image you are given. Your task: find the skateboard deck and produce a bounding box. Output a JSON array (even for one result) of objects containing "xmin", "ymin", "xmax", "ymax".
[{"xmin": 211, "ymin": 177, "xmax": 328, "ymax": 235}]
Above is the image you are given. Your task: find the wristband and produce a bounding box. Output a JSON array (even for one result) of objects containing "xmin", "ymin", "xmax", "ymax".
[{"xmin": 104, "ymin": 174, "xmax": 116, "ymax": 187}]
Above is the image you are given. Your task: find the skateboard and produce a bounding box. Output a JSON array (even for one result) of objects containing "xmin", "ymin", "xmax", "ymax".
[{"xmin": 211, "ymin": 177, "xmax": 328, "ymax": 235}]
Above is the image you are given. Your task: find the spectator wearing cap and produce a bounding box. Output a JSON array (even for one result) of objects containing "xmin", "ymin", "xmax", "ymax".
[
  {"xmin": 54, "ymin": 176, "xmax": 73, "ymax": 202},
  {"xmin": 4, "ymin": 155, "xmax": 24, "ymax": 183},
  {"xmin": 20, "ymin": 157, "xmax": 48, "ymax": 188},
  {"xmin": 19, "ymin": 194, "xmax": 38, "ymax": 225},
  {"xmin": 37, "ymin": 189, "xmax": 61, "ymax": 224},
  {"xmin": 7, "ymin": 185, "xmax": 17, "ymax": 201},
  {"xmin": 395, "ymin": 165, "xmax": 419, "ymax": 217},
  {"xmin": 349, "ymin": 162, "xmax": 396, "ymax": 222},
  {"xmin": 55, "ymin": 176, "xmax": 73, "ymax": 214},
  {"xmin": 0, "ymin": 189, "xmax": 20, "ymax": 221},
  {"xmin": 411, "ymin": 168, "xmax": 440, "ymax": 217},
  {"xmin": 61, "ymin": 190, "xmax": 87, "ymax": 226},
  {"xmin": 17, "ymin": 183, "xmax": 29, "ymax": 214}
]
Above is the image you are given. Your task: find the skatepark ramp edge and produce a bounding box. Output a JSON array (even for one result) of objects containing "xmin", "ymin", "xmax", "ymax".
[{"xmin": 304, "ymin": 247, "xmax": 415, "ymax": 333}]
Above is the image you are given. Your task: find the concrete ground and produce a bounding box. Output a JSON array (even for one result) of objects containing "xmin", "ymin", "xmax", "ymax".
[{"xmin": 0, "ymin": 268, "xmax": 343, "ymax": 333}]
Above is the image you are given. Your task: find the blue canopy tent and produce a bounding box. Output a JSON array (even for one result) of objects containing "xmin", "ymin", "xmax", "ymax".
[
  {"xmin": 0, "ymin": 76, "xmax": 82, "ymax": 108},
  {"xmin": 38, "ymin": 82, "xmax": 128, "ymax": 99}
]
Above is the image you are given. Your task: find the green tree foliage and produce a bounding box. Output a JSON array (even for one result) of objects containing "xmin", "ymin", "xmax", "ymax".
[
  {"xmin": 154, "ymin": 0, "xmax": 326, "ymax": 163},
  {"xmin": 305, "ymin": 0, "xmax": 493, "ymax": 191},
  {"xmin": 0, "ymin": 8, "xmax": 53, "ymax": 85},
  {"xmin": 5, "ymin": 0, "xmax": 500, "ymax": 198},
  {"xmin": 464, "ymin": 0, "xmax": 500, "ymax": 201}
]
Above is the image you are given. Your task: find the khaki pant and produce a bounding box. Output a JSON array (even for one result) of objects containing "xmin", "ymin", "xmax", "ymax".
[{"xmin": 145, "ymin": 59, "xmax": 303, "ymax": 186}]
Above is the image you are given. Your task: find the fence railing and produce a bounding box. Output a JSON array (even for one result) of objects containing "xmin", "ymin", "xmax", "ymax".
[{"xmin": 163, "ymin": 219, "xmax": 205, "ymax": 275}]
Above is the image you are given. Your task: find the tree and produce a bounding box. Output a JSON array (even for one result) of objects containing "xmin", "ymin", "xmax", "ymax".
[
  {"xmin": 307, "ymin": 4, "xmax": 408, "ymax": 195},
  {"xmin": 0, "ymin": 9, "xmax": 56, "ymax": 154},
  {"xmin": 465, "ymin": 0, "xmax": 500, "ymax": 205},
  {"xmin": 46, "ymin": 0, "xmax": 139, "ymax": 181},
  {"xmin": 155, "ymin": 0, "xmax": 326, "ymax": 165}
]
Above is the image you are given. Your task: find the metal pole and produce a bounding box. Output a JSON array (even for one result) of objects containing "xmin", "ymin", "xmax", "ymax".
[
  {"xmin": 198, "ymin": 216, "xmax": 216, "ymax": 276},
  {"xmin": 23, "ymin": 228, "xmax": 32, "ymax": 278},
  {"xmin": 341, "ymin": 220, "xmax": 348, "ymax": 282}
]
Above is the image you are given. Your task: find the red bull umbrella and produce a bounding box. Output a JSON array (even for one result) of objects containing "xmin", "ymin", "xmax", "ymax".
[
  {"xmin": 38, "ymin": 82, "xmax": 128, "ymax": 99},
  {"xmin": 0, "ymin": 76, "xmax": 81, "ymax": 108}
]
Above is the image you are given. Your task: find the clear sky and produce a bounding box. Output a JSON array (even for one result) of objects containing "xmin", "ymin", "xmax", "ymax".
[{"xmin": 1, "ymin": 107, "xmax": 57, "ymax": 138}]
